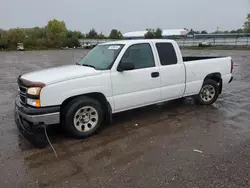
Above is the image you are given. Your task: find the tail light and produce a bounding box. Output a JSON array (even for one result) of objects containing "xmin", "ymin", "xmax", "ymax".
[{"xmin": 231, "ymin": 59, "xmax": 233, "ymax": 73}]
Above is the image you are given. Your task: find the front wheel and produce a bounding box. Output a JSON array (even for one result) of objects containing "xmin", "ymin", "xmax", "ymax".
[
  {"xmin": 195, "ymin": 79, "xmax": 219, "ymax": 105},
  {"xmin": 62, "ymin": 96, "xmax": 104, "ymax": 139}
]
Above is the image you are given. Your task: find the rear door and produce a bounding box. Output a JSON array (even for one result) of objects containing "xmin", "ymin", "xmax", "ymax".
[
  {"xmin": 111, "ymin": 42, "xmax": 161, "ymax": 112},
  {"xmin": 154, "ymin": 42, "xmax": 186, "ymax": 101}
]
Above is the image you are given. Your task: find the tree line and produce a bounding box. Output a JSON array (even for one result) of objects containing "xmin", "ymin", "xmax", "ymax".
[
  {"xmin": 0, "ymin": 14, "xmax": 249, "ymax": 50},
  {"xmin": 0, "ymin": 19, "xmax": 123, "ymax": 50}
]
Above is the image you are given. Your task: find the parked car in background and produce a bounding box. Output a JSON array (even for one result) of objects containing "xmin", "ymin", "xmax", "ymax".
[
  {"xmin": 17, "ymin": 43, "xmax": 24, "ymax": 51},
  {"xmin": 199, "ymin": 41, "xmax": 211, "ymax": 47},
  {"xmin": 82, "ymin": 42, "xmax": 93, "ymax": 49}
]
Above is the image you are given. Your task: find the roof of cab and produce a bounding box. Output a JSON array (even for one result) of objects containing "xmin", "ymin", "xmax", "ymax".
[{"xmin": 99, "ymin": 39, "xmax": 175, "ymax": 46}]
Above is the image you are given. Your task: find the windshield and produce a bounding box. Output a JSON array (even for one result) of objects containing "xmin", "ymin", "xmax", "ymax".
[{"xmin": 78, "ymin": 44, "xmax": 124, "ymax": 70}]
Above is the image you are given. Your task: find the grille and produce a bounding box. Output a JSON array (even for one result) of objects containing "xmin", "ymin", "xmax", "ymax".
[
  {"xmin": 19, "ymin": 86, "xmax": 27, "ymax": 93},
  {"xmin": 18, "ymin": 85, "xmax": 27, "ymax": 105}
]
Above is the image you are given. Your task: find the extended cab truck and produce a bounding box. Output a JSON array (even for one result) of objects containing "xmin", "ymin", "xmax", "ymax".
[{"xmin": 14, "ymin": 39, "xmax": 233, "ymax": 148}]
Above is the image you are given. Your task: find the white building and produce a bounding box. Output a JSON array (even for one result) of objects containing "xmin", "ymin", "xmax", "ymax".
[{"xmin": 123, "ymin": 29, "xmax": 189, "ymax": 39}]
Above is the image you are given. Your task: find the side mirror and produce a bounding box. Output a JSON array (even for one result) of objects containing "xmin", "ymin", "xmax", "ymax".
[{"xmin": 117, "ymin": 61, "xmax": 135, "ymax": 72}]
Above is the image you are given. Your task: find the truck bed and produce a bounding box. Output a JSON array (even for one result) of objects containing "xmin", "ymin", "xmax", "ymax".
[
  {"xmin": 183, "ymin": 56, "xmax": 224, "ymax": 62},
  {"xmin": 183, "ymin": 56, "xmax": 232, "ymax": 97}
]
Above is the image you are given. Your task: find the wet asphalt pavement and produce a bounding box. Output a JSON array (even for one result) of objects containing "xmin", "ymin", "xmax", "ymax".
[{"xmin": 0, "ymin": 49, "xmax": 250, "ymax": 188}]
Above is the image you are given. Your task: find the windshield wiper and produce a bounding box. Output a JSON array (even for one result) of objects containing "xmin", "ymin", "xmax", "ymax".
[{"xmin": 77, "ymin": 63, "xmax": 97, "ymax": 69}]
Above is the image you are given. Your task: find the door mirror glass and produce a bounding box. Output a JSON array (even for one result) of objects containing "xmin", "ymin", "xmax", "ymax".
[{"xmin": 117, "ymin": 61, "xmax": 135, "ymax": 72}]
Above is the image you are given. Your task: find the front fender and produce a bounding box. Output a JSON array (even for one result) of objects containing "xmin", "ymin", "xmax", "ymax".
[{"xmin": 40, "ymin": 74, "xmax": 113, "ymax": 108}]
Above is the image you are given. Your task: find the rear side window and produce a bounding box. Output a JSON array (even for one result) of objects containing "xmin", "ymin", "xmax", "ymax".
[{"xmin": 156, "ymin": 43, "xmax": 177, "ymax": 66}]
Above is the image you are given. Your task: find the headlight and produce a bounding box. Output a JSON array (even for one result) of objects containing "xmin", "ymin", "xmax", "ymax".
[
  {"xmin": 27, "ymin": 87, "xmax": 41, "ymax": 95},
  {"xmin": 27, "ymin": 98, "xmax": 41, "ymax": 107},
  {"xmin": 27, "ymin": 87, "xmax": 41, "ymax": 107}
]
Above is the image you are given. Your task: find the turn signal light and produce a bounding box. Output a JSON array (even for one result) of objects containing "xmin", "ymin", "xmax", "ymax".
[{"xmin": 27, "ymin": 98, "xmax": 41, "ymax": 107}]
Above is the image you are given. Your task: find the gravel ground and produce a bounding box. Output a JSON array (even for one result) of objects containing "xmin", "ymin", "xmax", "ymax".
[{"xmin": 0, "ymin": 49, "xmax": 250, "ymax": 188}]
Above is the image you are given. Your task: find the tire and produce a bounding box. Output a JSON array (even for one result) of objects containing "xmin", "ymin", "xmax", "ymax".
[
  {"xmin": 62, "ymin": 96, "xmax": 104, "ymax": 139},
  {"xmin": 195, "ymin": 79, "xmax": 219, "ymax": 105}
]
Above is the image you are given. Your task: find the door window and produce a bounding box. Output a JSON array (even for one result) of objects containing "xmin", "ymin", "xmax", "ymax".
[{"xmin": 120, "ymin": 43, "xmax": 155, "ymax": 69}]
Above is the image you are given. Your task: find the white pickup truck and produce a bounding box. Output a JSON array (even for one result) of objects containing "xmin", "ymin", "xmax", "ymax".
[{"xmin": 15, "ymin": 39, "xmax": 233, "ymax": 147}]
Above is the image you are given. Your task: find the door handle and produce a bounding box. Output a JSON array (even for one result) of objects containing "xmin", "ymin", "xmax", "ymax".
[{"xmin": 151, "ymin": 72, "xmax": 159, "ymax": 78}]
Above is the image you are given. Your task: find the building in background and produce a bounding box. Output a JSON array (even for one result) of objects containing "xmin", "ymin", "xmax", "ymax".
[
  {"xmin": 186, "ymin": 31, "xmax": 250, "ymax": 39},
  {"xmin": 123, "ymin": 29, "xmax": 189, "ymax": 39},
  {"xmin": 78, "ymin": 29, "xmax": 250, "ymax": 47},
  {"xmin": 123, "ymin": 29, "xmax": 250, "ymax": 40}
]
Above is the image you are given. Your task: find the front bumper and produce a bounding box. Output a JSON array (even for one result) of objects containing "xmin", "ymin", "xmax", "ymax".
[
  {"xmin": 15, "ymin": 98, "xmax": 60, "ymax": 125},
  {"xmin": 14, "ymin": 98, "xmax": 60, "ymax": 148}
]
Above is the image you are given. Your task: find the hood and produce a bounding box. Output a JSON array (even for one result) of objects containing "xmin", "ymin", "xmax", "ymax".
[{"xmin": 20, "ymin": 65, "xmax": 102, "ymax": 85}]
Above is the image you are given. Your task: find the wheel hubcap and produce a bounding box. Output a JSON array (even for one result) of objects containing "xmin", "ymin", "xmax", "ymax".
[
  {"xmin": 73, "ymin": 106, "xmax": 98, "ymax": 132},
  {"xmin": 81, "ymin": 113, "xmax": 90, "ymax": 123},
  {"xmin": 200, "ymin": 85, "xmax": 215, "ymax": 102}
]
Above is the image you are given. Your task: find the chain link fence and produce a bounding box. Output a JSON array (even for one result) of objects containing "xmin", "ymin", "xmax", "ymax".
[
  {"xmin": 175, "ymin": 37, "xmax": 250, "ymax": 47},
  {"xmin": 79, "ymin": 37, "xmax": 250, "ymax": 47}
]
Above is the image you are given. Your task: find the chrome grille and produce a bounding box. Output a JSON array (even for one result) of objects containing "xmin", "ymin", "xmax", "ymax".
[
  {"xmin": 19, "ymin": 85, "xmax": 27, "ymax": 93},
  {"xmin": 18, "ymin": 85, "xmax": 27, "ymax": 104}
]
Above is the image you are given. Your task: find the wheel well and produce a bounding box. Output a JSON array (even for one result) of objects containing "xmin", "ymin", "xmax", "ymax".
[
  {"xmin": 204, "ymin": 73, "xmax": 223, "ymax": 94},
  {"xmin": 61, "ymin": 92, "xmax": 112, "ymax": 122}
]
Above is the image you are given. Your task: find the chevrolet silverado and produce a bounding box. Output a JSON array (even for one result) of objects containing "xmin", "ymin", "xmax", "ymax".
[{"xmin": 14, "ymin": 39, "xmax": 233, "ymax": 148}]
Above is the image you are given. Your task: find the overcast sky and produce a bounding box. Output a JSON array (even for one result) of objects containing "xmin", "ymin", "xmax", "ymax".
[{"xmin": 0, "ymin": 0, "xmax": 249, "ymax": 34}]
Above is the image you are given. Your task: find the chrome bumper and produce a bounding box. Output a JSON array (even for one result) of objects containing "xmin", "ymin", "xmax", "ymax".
[
  {"xmin": 16, "ymin": 107, "xmax": 60, "ymax": 125},
  {"xmin": 15, "ymin": 98, "xmax": 60, "ymax": 125},
  {"xmin": 14, "ymin": 97, "xmax": 60, "ymax": 148}
]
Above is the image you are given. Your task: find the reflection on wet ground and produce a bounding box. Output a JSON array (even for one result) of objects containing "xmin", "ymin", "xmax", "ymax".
[{"xmin": 0, "ymin": 49, "xmax": 250, "ymax": 187}]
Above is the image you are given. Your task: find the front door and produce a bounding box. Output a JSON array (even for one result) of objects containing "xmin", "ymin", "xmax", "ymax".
[{"xmin": 111, "ymin": 43, "xmax": 161, "ymax": 112}]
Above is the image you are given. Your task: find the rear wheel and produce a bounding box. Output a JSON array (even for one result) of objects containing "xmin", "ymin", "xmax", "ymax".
[
  {"xmin": 195, "ymin": 79, "xmax": 219, "ymax": 105},
  {"xmin": 62, "ymin": 96, "xmax": 104, "ymax": 138}
]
